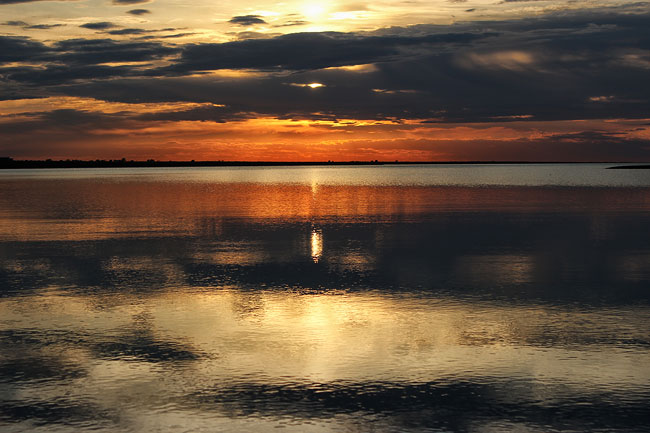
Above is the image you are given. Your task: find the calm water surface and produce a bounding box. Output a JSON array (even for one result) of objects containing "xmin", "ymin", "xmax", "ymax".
[{"xmin": 1, "ymin": 164, "xmax": 649, "ymax": 432}]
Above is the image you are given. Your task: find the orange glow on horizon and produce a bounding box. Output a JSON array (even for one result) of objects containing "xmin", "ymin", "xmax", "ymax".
[{"xmin": 1, "ymin": 97, "xmax": 647, "ymax": 161}]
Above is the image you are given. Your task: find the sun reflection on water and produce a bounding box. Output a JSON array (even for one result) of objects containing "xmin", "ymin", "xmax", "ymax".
[{"xmin": 311, "ymin": 228, "xmax": 323, "ymax": 262}]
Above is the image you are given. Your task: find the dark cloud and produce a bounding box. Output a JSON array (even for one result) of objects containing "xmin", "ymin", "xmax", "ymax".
[
  {"xmin": 165, "ymin": 31, "xmax": 487, "ymax": 73},
  {"xmin": 3, "ymin": 64, "xmax": 142, "ymax": 86},
  {"xmin": 26, "ymin": 23, "xmax": 65, "ymax": 29},
  {"xmin": 2, "ymin": 8, "xmax": 650, "ymax": 129},
  {"xmin": 49, "ymin": 38, "xmax": 178, "ymax": 64},
  {"xmin": 136, "ymin": 105, "xmax": 247, "ymax": 123},
  {"xmin": 107, "ymin": 28, "xmax": 148, "ymax": 35},
  {"xmin": 127, "ymin": 8, "xmax": 150, "ymax": 15},
  {"xmin": 0, "ymin": 35, "xmax": 177, "ymax": 69},
  {"xmin": 3, "ymin": 20, "xmax": 28, "ymax": 26},
  {"xmin": 0, "ymin": 35, "xmax": 48, "ymax": 63},
  {"xmin": 0, "ymin": 109, "xmax": 128, "ymax": 137},
  {"xmin": 228, "ymin": 15, "xmax": 267, "ymax": 26},
  {"xmin": 139, "ymin": 32, "xmax": 194, "ymax": 40},
  {"xmin": 0, "ymin": 0, "xmax": 77, "ymax": 3},
  {"xmin": 3, "ymin": 20, "xmax": 65, "ymax": 29},
  {"xmin": 106, "ymin": 27, "xmax": 182, "ymax": 36},
  {"xmin": 112, "ymin": 0, "xmax": 150, "ymax": 4},
  {"xmin": 0, "ymin": 79, "xmax": 49, "ymax": 100},
  {"xmin": 274, "ymin": 20, "xmax": 309, "ymax": 27},
  {"xmin": 229, "ymin": 31, "xmax": 282, "ymax": 40},
  {"xmin": 80, "ymin": 22, "xmax": 117, "ymax": 30},
  {"xmin": 0, "ymin": 37, "xmax": 178, "ymax": 86}
]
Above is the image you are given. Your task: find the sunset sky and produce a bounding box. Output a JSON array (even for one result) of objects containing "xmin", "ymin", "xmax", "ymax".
[{"xmin": 1, "ymin": 0, "xmax": 649, "ymax": 161}]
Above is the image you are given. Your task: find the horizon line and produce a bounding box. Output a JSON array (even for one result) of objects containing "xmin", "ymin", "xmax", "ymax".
[{"xmin": 2, "ymin": 158, "xmax": 649, "ymax": 168}]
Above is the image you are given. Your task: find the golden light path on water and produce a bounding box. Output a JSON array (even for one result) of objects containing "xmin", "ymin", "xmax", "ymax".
[{"xmin": 1, "ymin": 288, "xmax": 648, "ymax": 403}]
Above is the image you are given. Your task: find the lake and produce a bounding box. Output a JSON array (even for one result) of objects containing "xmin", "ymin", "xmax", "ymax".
[{"xmin": 1, "ymin": 164, "xmax": 649, "ymax": 432}]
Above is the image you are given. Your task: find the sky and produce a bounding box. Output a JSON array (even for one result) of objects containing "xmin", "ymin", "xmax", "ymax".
[{"xmin": 1, "ymin": 0, "xmax": 649, "ymax": 161}]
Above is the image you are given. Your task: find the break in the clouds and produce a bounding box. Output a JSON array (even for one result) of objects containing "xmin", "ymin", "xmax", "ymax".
[{"xmin": 1, "ymin": 1, "xmax": 649, "ymax": 161}]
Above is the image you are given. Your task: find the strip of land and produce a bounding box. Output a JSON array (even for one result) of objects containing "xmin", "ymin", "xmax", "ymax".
[{"xmin": 1, "ymin": 158, "xmax": 646, "ymax": 169}]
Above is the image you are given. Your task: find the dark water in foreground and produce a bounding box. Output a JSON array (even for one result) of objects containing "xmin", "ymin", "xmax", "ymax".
[{"xmin": 1, "ymin": 164, "xmax": 649, "ymax": 432}]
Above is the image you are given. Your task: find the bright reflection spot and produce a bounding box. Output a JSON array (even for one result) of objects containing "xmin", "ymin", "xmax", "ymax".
[{"xmin": 311, "ymin": 229, "xmax": 323, "ymax": 263}]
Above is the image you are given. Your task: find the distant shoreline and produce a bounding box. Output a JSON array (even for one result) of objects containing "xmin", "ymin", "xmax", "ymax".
[
  {"xmin": 606, "ymin": 165, "xmax": 650, "ymax": 169},
  {"xmin": 1, "ymin": 159, "xmax": 648, "ymax": 169}
]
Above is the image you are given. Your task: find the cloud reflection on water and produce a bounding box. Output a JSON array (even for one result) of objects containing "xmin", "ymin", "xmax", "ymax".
[
  {"xmin": 1, "ymin": 167, "xmax": 650, "ymax": 431},
  {"xmin": 1, "ymin": 289, "xmax": 649, "ymax": 431}
]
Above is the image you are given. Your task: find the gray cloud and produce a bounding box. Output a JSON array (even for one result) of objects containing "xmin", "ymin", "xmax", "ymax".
[
  {"xmin": 3, "ymin": 20, "xmax": 28, "ymax": 26},
  {"xmin": 107, "ymin": 28, "xmax": 148, "ymax": 35},
  {"xmin": 0, "ymin": 0, "xmax": 77, "ymax": 3},
  {"xmin": 4, "ymin": 64, "xmax": 143, "ymax": 85},
  {"xmin": 26, "ymin": 23, "xmax": 65, "ymax": 29},
  {"xmin": 138, "ymin": 32, "xmax": 194, "ymax": 40},
  {"xmin": 0, "ymin": 35, "xmax": 48, "ymax": 63},
  {"xmin": 80, "ymin": 22, "xmax": 117, "ymax": 30},
  {"xmin": 228, "ymin": 15, "xmax": 267, "ymax": 26},
  {"xmin": 51, "ymin": 38, "xmax": 177, "ymax": 64},
  {"xmin": 274, "ymin": 20, "xmax": 309, "ymax": 27},
  {"xmin": 0, "ymin": 36, "xmax": 178, "ymax": 86},
  {"xmin": 165, "ymin": 31, "xmax": 487, "ymax": 73},
  {"xmin": 1, "ymin": 8, "xmax": 650, "ymax": 126},
  {"xmin": 127, "ymin": 8, "xmax": 150, "ymax": 15},
  {"xmin": 3, "ymin": 20, "xmax": 65, "ymax": 29},
  {"xmin": 112, "ymin": 0, "xmax": 150, "ymax": 4}
]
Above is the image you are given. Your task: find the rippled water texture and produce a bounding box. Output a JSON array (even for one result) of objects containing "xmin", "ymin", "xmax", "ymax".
[{"xmin": 1, "ymin": 164, "xmax": 650, "ymax": 432}]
